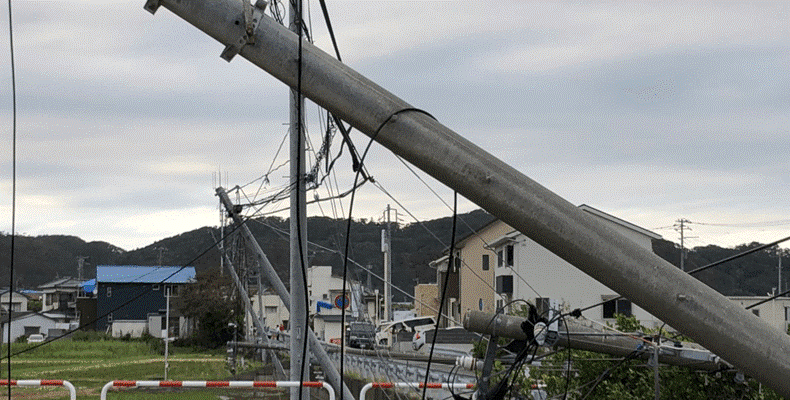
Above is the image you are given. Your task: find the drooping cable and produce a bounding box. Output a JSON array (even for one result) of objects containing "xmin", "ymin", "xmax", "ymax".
[
  {"xmin": 6, "ymin": 0, "xmax": 17, "ymax": 394},
  {"xmin": 339, "ymin": 126, "xmax": 385, "ymax": 400},
  {"xmin": 422, "ymin": 191, "xmax": 458, "ymax": 400},
  {"xmin": 338, "ymin": 107, "xmax": 437, "ymax": 399}
]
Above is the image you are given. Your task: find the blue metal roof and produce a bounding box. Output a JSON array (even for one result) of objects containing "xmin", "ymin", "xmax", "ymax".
[{"xmin": 96, "ymin": 266, "xmax": 196, "ymax": 284}]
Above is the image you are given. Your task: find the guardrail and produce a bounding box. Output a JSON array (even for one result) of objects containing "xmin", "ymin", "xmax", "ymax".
[
  {"xmin": 100, "ymin": 380, "xmax": 334, "ymax": 400},
  {"xmin": 0, "ymin": 379, "xmax": 77, "ymax": 400},
  {"xmin": 360, "ymin": 382, "xmax": 474, "ymax": 399}
]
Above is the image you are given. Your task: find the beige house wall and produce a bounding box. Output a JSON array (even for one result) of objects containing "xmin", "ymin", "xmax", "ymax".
[
  {"xmin": 456, "ymin": 219, "xmax": 514, "ymax": 325},
  {"xmin": 414, "ymin": 284, "xmax": 439, "ymax": 319}
]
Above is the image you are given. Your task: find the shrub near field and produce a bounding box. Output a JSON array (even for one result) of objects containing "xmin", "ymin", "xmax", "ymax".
[{"xmin": 0, "ymin": 337, "xmax": 245, "ymax": 399}]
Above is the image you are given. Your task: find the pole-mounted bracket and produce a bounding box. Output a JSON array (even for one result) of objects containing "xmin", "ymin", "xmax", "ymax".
[
  {"xmin": 220, "ymin": 0, "xmax": 268, "ymax": 62},
  {"xmin": 143, "ymin": 0, "xmax": 161, "ymax": 14}
]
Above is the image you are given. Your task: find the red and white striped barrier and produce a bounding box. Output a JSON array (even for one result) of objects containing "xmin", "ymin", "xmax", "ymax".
[
  {"xmin": 100, "ymin": 380, "xmax": 334, "ymax": 400},
  {"xmin": 360, "ymin": 382, "xmax": 474, "ymax": 399},
  {"xmin": 0, "ymin": 379, "xmax": 77, "ymax": 400}
]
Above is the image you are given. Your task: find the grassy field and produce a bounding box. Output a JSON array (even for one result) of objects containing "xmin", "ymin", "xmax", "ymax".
[{"xmin": 0, "ymin": 339, "xmax": 291, "ymax": 399}]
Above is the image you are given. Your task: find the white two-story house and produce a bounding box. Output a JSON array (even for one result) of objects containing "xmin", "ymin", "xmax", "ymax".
[{"xmin": 490, "ymin": 204, "xmax": 664, "ymax": 327}]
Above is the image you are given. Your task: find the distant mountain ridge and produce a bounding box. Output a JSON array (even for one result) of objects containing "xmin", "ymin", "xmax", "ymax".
[{"xmin": 1, "ymin": 211, "xmax": 786, "ymax": 299}]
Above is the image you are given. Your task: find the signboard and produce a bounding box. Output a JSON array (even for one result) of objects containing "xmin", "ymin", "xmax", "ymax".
[{"xmin": 334, "ymin": 294, "xmax": 350, "ymax": 309}]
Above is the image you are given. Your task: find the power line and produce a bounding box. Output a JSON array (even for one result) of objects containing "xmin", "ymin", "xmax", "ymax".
[
  {"xmin": 689, "ymin": 219, "xmax": 790, "ymax": 228},
  {"xmin": 576, "ymin": 234, "xmax": 790, "ymax": 315},
  {"xmin": 6, "ymin": 0, "xmax": 17, "ymax": 393}
]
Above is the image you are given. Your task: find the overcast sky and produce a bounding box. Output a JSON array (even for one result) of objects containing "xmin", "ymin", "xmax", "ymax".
[{"xmin": 1, "ymin": 1, "xmax": 788, "ymax": 251}]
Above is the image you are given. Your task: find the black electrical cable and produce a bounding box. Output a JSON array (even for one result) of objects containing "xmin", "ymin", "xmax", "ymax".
[
  {"xmin": 578, "ymin": 347, "xmax": 645, "ymax": 400},
  {"xmin": 339, "ymin": 119, "xmax": 387, "ymax": 400},
  {"xmin": 317, "ymin": 0, "xmax": 341, "ymax": 62},
  {"xmin": 422, "ymin": 191, "xmax": 458, "ymax": 400},
  {"xmin": 746, "ymin": 287, "xmax": 790, "ymax": 309},
  {"xmin": 339, "ymin": 107, "xmax": 437, "ymax": 400},
  {"xmin": 6, "ymin": 0, "xmax": 16, "ymax": 394},
  {"xmin": 576, "ymin": 234, "xmax": 790, "ymax": 315},
  {"xmin": 292, "ymin": 0, "xmax": 310, "ymax": 397},
  {"xmin": 315, "ymin": 0, "xmax": 369, "ymax": 180}
]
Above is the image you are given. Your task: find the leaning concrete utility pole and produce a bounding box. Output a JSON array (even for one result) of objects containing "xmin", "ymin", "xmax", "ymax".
[
  {"xmin": 216, "ymin": 188, "xmax": 354, "ymax": 400},
  {"xmin": 288, "ymin": 0, "xmax": 309, "ymax": 397},
  {"xmin": 219, "ymin": 248, "xmax": 285, "ymax": 378},
  {"xmin": 147, "ymin": 1, "xmax": 790, "ymax": 396}
]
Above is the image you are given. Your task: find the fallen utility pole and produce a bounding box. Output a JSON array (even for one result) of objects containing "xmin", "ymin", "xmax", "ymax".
[
  {"xmin": 464, "ymin": 311, "xmax": 728, "ymax": 372},
  {"xmin": 216, "ymin": 187, "xmax": 354, "ymax": 400},
  {"xmin": 147, "ymin": 0, "xmax": 790, "ymax": 396}
]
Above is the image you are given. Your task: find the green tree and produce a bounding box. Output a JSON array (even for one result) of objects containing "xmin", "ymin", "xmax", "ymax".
[
  {"xmin": 532, "ymin": 315, "xmax": 781, "ymax": 399},
  {"xmin": 176, "ymin": 269, "xmax": 243, "ymax": 349}
]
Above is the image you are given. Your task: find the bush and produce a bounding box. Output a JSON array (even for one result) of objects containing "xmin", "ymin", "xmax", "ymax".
[{"xmin": 71, "ymin": 330, "xmax": 111, "ymax": 342}]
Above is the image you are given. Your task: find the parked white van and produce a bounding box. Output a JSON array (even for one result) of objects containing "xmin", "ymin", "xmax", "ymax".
[{"xmin": 375, "ymin": 316, "xmax": 436, "ymax": 347}]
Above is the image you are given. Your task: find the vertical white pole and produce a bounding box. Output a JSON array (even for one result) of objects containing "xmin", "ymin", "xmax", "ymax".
[{"xmin": 164, "ymin": 286, "xmax": 170, "ymax": 380}]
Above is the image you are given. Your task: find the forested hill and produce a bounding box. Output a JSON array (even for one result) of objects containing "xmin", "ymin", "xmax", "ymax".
[
  {"xmin": 1, "ymin": 210, "xmax": 786, "ymax": 299},
  {"xmin": 0, "ymin": 209, "xmax": 495, "ymax": 300},
  {"xmin": 652, "ymin": 238, "xmax": 788, "ymax": 297}
]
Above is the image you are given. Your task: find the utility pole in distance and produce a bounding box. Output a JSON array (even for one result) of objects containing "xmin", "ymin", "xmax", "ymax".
[
  {"xmin": 381, "ymin": 205, "xmax": 393, "ymax": 323},
  {"xmin": 675, "ymin": 219, "xmax": 695, "ymax": 271}
]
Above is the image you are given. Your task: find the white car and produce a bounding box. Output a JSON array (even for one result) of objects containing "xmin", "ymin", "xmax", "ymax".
[
  {"xmin": 27, "ymin": 333, "xmax": 45, "ymax": 343},
  {"xmin": 412, "ymin": 330, "xmax": 426, "ymax": 351}
]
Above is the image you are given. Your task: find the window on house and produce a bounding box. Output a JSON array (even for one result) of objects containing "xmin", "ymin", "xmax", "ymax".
[
  {"xmin": 479, "ymin": 298, "xmax": 484, "ymax": 311},
  {"xmin": 506, "ymin": 244, "xmax": 514, "ymax": 267},
  {"xmin": 785, "ymin": 307, "xmax": 790, "ymax": 321},
  {"xmin": 496, "ymin": 299, "xmax": 503, "ymax": 311},
  {"xmin": 107, "ymin": 313, "xmax": 113, "ymax": 323},
  {"xmin": 497, "ymin": 250, "xmax": 503, "ymax": 268},
  {"xmin": 482, "ymin": 254, "xmax": 490, "ymax": 271},
  {"xmin": 169, "ymin": 285, "xmax": 179, "ymax": 297},
  {"xmin": 152, "ymin": 284, "xmax": 160, "ymax": 291},
  {"xmin": 24, "ymin": 326, "xmax": 39, "ymax": 336},
  {"xmin": 752, "ymin": 309, "xmax": 760, "ymax": 317},
  {"xmin": 602, "ymin": 296, "xmax": 632, "ymax": 318},
  {"xmin": 454, "ymin": 253, "xmax": 462, "ymax": 272},
  {"xmin": 535, "ymin": 297, "xmax": 551, "ymax": 318},
  {"xmin": 106, "ymin": 287, "xmax": 112, "ymax": 297}
]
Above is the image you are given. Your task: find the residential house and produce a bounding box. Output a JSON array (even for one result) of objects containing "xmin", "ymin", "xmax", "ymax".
[
  {"xmin": 413, "ymin": 283, "xmax": 439, "ymax": 319},
  {"xmin": 729, "ymin": 296, "xmax": 790, "ymax": 334},
  {"xmin": 0, "ymin": 289, "xmax": 29, "ymax": 312},
  {"xmin": 431, "ymin": 205, "xmax": 663, "ymax": 328},
  {"xmin": 96, "ymin": 265, "xmax": 196, "ymax": 338},
  {"xmin": 248, "ymin": 266, "xmax": 382, "ymax": 343},
  {"xmin": 308, "ymin": 266, "xmax": 382, "ymax": 342},
  {"xmin": 489, "ymin": 204, "xmax": 663, "ymax": 327},
  {"xmin": 39, "ymin": 277, "xmax": 82, "ymax": 315},
  {"xmin": 1, "ymin": 312, "xmax": 79, "ymax": 343},
  {"xmin": 248, "ymin": 292, "xmax": 289, "ymax": 335},
  {"xmin": 432, "ymin": 219, "xmax": 514, "ymax": 326}
]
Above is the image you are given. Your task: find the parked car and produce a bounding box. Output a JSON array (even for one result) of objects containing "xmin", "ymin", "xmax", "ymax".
[
  {"xmin": 375, "ymin": 316, "xmax": 436, "ymax": 347},
  {"xmin": 27, "ymin": 333, "xmax": 45, "ymax": 343},
  {"xmin": 347, "ymin": 322, "xmax": 376, "ymax": 349}
]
